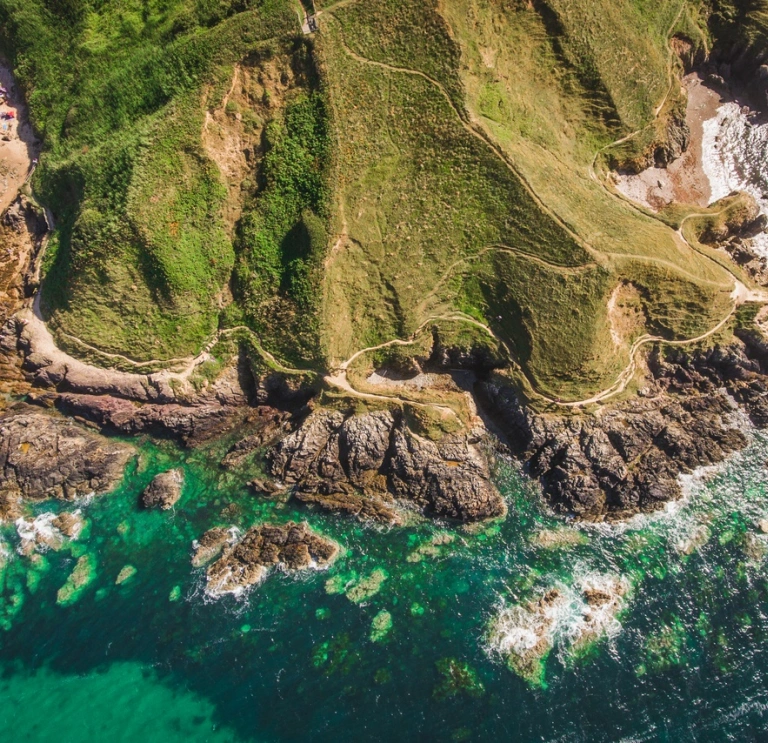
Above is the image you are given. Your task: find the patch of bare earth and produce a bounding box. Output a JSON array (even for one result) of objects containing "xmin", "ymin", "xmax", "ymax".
[
  {"xmin": 607, "ymin": 282, "xmax": 647, "ymax": 348},
  {"xmin": 202, "ymin": 51, "xmax": 308, "ymax": 234},
  {"xmin": 613, "ymin": 73, "xmax": 719, "ymax": 211},
  {"xmin": 0, "ymin": 63, "xmax": 38, "ymax": 216},
  {"xmin": 0, "ymin": 63, "xmax": 43, "ymax": 402}
]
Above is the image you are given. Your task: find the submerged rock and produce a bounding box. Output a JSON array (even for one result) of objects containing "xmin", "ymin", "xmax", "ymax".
[
  {"xmin": 0, "ymin": 408, "xmax": 133, "ymax": 503},
  {"xmin": 57, "ymin": 553, "xmax": 97, "ymax": 606},
  {"xmin": 199, "ymin": 521, "xmax": 339, "ymax": 598},
  {"xmin": 268, "ymin": 410, "xmax": 504, "ymax": 523},
  {"xmin": 141, "ymin": 469, "xmax": 184, "ymax": 510},
  {"xmin": 370, "ymin": 610, "xmax": 393, "ymax": 642},
  {"xmin": 116, "ymin": 564, "xmax": 137, "ymax": 585}
]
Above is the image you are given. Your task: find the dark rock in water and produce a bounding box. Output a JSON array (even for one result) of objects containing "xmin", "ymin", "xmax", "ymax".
[
  {"xmin": 0, "ymin": 407, "xmax": 133, "ymax": 502},
  {"xmin": 54, "ymin": 393, "xmax": 247, "ymax": 447},
  {"xmin": 479, "ymin": 343, "xmax": 767, "ymax": 521},
  {"xmin": 200, "ymin": 521, "xmax": 339, "ymax": 596},
  {"xmin": 267, "ymin": 409, "xmax": 505, "ymax": 523},
  {"xmin": 191, "ymin": 526, "xmax": 233, "ymax": 568},
  {"xmin": 141, "ymin": 469, "xmax": 184, "ymax": 510},
  {"xmin": 248, "ymin": 478, "xmax": 285, "ymax": 496}
]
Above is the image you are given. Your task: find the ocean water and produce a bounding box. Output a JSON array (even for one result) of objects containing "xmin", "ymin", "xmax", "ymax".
[
  {"xmin": 2, "ymin": 428, "xmax": 768, "ymax": 742},
  {"xmin": 702, "ymin": 99, "xmax": 768, "ymax": 257}
]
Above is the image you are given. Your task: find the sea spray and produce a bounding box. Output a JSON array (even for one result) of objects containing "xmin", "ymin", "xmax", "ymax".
[{"xmin": 702, "ymin": 101, "xmax": 768, "ymax": 256}]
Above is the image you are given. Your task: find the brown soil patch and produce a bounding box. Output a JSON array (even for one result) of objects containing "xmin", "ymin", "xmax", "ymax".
[
  {"xmin": 614, "ymin": 73, "xmax": 720, "ymax": 211},
  {"xmin": 0, "ymin": 62, "xmax": 39, "ymax": 216},
  {"xmin": 607, "ymin": 281, "xmax": 647, "ymax": 348},
  {"xmin": 202, "ymin": 51, "xmax": 308, "ymax": 233}
]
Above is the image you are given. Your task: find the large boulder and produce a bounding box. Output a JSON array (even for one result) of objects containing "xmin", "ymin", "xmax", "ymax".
[
  {"xmin": 0, "ymin": 407, "xmax": 133, "ymax": 503},
  {"xmin": 141, "ymin": 468, "xmax": 184, "ymax": 510},
  {"xmin": 197, "ymin": 521, "xmax": 339, "ymax": 597}
]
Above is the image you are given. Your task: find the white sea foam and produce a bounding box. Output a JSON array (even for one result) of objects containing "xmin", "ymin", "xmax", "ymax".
[
  {"xmin": 702, "ymin": 101, "xmax": 768, "ymax": 256},
  {"xmin": 15, "ymin": 512, "xmax": 64, "ymax": 553},
  {"xmin": 487, "ymin": 568, "xmax": 629, "ymax": 671}
]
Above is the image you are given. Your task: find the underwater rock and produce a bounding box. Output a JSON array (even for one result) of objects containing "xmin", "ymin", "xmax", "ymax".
[
  {"xmin": 673, "ymin": 523, "xmax": 711, "ymax": 555},
  {"xmin": 268, "ymin": 410, "xmax": 504, "ymax": 523},
  {"xmin": 433, "ymin": 658, "xmax": 485, "ymax": 700},
  {"xmin": 370, "ymin": 610, "xmax": 393, "ymax": 642},
  {"xmin": 116, "ymin": 565, "xmax": 137, "ymax": 584},
  {"xmin": 0, "ymin": 407, "xmax": 133, "ymax": 502},
  {"xmin": 141, "ymin": 469, "xmax": 184, "ymax": 510},
  {"xmin": 57, "ymin": 553, "xmax": 96, "ymax": 606},
  {"xmin": 480, "ymin": 343, "xmax": 767, "ymax": 520},
  {"xmin": 201, "ymin": 521, "xmax": 339, "ymax": 598},
  {"xmin": 530, "ymin": 528, "xmax": 588, "ymax": 550}
]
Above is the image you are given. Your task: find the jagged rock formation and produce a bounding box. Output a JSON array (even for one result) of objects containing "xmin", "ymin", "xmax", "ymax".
[
  {"xmin": 268, "ymin": 409, "xmax": 505, "ymax": 524},
  {"xmin": 196, "ymin": 521, "xmax": 339, "ymax": 597},
  {"xmin": 480, "ymin": 341, "xmax": 768, "ymax": 520},
  {"xmin": 0, "ymin": 406, "xmax": 133, "ymax": 505},
  {"xmin": 141, "ymin": 469, "xmax": 184, "ymax": 510}
]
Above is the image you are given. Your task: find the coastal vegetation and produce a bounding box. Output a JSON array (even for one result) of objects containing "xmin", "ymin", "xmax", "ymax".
[{"xmin": 0, "ymin": 0, "xmax": 763, "ymax": 398}]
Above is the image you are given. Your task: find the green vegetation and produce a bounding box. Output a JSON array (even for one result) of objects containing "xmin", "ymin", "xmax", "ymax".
[
  {"xmin": 0, "ymin": 0, "xmax": 297, "ymax": 360},
  {"xmin": 1, "ymin": 0, "xmax": 760, "ymax": 399},
  {"xmin": 232, "ymin": 59, "xmax": 330, "ymax": 365}
]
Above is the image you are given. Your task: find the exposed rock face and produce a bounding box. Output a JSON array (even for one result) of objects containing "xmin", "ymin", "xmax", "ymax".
[
  {"xmin": 611, "ymin": 109, "xmax": 691, "ymax": 174},
  {"xmin": 191, "ymin": 526, "xmax": 232, "ymax": 568},
  {"xmin": 0, "ymin": 407, "xmax": 133, "ymax": 502},
  {"xmin": 198, "ymin": 521, "xmax": 339, "ymax": 597},
  {"xmin": 268, "ymin": 409, "xmax": 505, "ymax": 523},
  {"xmin": 141, "ymin": 469, "xmax": 184, "ymax": 510},
  {"xmin": 48, "ymin": 394, "xmax": 285, "ymax": 448},
  {"xmin": 480, "ymin": 342, "xmax": 768, "ymax": 520}
]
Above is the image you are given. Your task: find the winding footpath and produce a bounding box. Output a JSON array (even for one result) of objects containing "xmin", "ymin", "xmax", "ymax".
[
  {"xmin": 320, "ymin": 2, "xmax": 768, "ymax": 409},
  {"xmin": 6, "ymin": 6, "xmax": 768, "ymax": 412}
]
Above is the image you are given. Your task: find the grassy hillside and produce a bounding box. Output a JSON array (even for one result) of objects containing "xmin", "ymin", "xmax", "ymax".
[
  {"xmin": 0, "ymin": 0, "xmax": 307, "ymax": 361},
  {"xmin": 0, "ymin": 0, "xmax": 754, "ymax": 399}
]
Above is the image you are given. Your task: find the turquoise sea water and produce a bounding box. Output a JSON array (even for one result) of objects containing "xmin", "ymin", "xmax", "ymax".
[{"xmin": 2, "ymin": 428, "xmax": 768, "ymax": 742}]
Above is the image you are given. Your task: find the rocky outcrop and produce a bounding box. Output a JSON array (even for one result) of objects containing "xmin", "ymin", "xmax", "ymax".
[
  {"xmin": 0, "ymin": 407, "xmax": 133, "ymax": 503},
  {"xmin": 141, "ymin": 469, "xmax": 184, "ymax": 510},
  {"xmin": 611, "ymin": 108, "xmax": 691, "ymax": 174},
  {"xmin": 197, "ymin": 521, "xmax": 339, "ymax": 597},
  {"xmin": 267, "ymin": 409, "xmax": 505, "ymax": 523},
  {"xmin": 191, "ymin": 526, "xmax": 232, "ymax": 568},
  {"xmin": 51, "ymin": 392, "xmax": 248, "ymax": 447},
  {"xmin": 480, "ymin": 342, "xmax": 768, "ymax": 520}
]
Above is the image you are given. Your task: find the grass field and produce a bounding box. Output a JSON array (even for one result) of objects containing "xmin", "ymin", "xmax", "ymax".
[{"xmin": 0, "ymin": 0, "xmax": 762, "ymax": 400}]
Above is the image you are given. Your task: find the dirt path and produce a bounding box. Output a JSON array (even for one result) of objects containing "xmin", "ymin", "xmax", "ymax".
[
  {"xmin": 323, "ymin": 3, "xmax": 767, "ymax": 410},
  {"xmin": 8, "ymin": 5, "xmax": 766, "ymax": 413}
]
